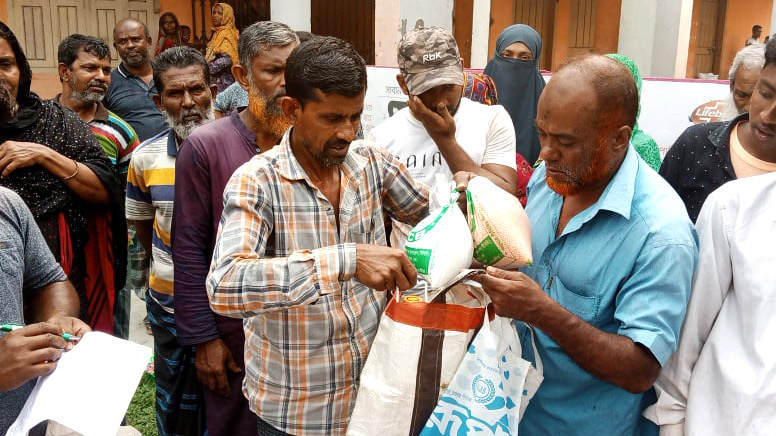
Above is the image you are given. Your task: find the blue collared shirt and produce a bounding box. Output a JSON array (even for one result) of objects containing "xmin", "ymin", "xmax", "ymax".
[
  {"xmin": 104, "ymin": 63, "xmax": 168, "ymax": 142},
  {"xmin": 517, "ymin": 146, "xmax": 699, "ymax": 436}
]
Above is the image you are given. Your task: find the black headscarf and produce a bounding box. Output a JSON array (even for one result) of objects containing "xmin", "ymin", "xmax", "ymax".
[
  {"xmin": 0, "ymin": 21, "xmax": 39, "ymax": 131},
  {"xmin": 0, "ymin": 21, "xmax": 126, "ymax": 290},
  {"xmin": 484, "ymin": 24, "xmax": 546, "ymax": 165}
]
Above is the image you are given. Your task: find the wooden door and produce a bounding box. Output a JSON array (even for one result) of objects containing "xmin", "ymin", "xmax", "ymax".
[
  {"xmin": 9, "ymin": 0, "xmax": 54, "ymax": 68},
  {"xmin": 693, "ymin": 0, "xmax": 725, "ymax": 76},
  {"xmin": 51, "ymin": 0, "xmax": 87, "ymax": 59},
  {"xmin": 93, "ymin": 0, "xmax": 123, "ymax": 64},
  {"xmin": 567, "ymin": 0, "xmax": 596, "ymax": 57},
  {"xmin": 513, "ymin": 0, "xmax": 555, "ymax": 70},
  {"xmin": 9, "ymin": 0, "xmax": 159, "ymax": 71},
  {"xmin": 311, "ymin": 0, "xmax": 375, "ymax": 65}
]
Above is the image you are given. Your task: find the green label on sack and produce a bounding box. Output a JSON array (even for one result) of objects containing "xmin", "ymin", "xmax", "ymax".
[
  {"xmin": 466, "ymin": 189, "xmax": 476, "ymax": 232},
  {"xmin": 473, "ymin": 235, "xmax": 505, "ymax": 265},
  {"xmin": 405, "ymin": 246, "xmax": 432, "ymax": 274},
  {"xmin": 406, "ymin": 197, "xmax": 456, "ymax": 243}
]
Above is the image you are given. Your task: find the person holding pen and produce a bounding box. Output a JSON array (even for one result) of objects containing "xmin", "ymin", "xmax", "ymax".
[{"xmin": 0, "ymin": 186, "xmax": 90, "ymax": 436}]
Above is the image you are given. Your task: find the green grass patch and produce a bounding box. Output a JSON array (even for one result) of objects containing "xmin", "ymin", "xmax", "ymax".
[{"xmin": 127, "ymin": 372, "xmax": 157, "ymax": 436}]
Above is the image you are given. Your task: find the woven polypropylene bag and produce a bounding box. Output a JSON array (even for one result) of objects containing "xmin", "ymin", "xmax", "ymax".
[
  {"xmin": 466, "ymin": 177, "xmax": 532, "ymax": 268},
  {"xmin": 405, "ymin": 191, "xmax": 474, "ymax": 289}
]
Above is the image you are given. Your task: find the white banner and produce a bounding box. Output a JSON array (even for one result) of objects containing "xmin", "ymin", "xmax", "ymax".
[{"xmin": 363, "ymin": 67, "xmax": 732, "ymax": 159}]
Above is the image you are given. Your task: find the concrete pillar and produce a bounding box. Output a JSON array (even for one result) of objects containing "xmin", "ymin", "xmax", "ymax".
[
  {"xmin": 471, "ymin": 0, "xmax": 492, "ymax": 68},
  {"xmin": 771, "ymin": 0, "xmax": 776, "ymax": 39},
  {"xmin": 270, "ymin": 0, "xmax": 311, "ymax": 31},
  {"xmin": 618, "ymin": 0, "xmax": 657, "ymax": 75},
  {"xmin": 399, "ymin": 0, "xmax": 454, "ymax": 32},
  {"xmin": 374, "ymin": 0, "xmax": 455, "ymax": 66},
  {"xmin": 375, "ymin": 0, "xmax": 402, "ymax": 66},
  {"xmin": 673, "ymin": 0, "xmax": 694, "ymax": 77},
  {"xmin": 617, "ymin": 0, "xmax": 693, "ymax": 78}
]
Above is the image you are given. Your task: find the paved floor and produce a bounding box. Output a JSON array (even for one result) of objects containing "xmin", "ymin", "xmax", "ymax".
[{"xmin": 127, "ymin": 292, "xmax": 154, "ymax": 349}]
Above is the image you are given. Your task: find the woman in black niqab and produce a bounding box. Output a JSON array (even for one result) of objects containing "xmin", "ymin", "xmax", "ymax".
[{"xmin": 484, "ymin": 24, "xmax": 546, "ymax": 166}]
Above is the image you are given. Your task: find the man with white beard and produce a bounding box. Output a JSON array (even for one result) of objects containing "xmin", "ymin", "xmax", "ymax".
[
  {"xmin": 720, "ymin": 44, "xmax": 764, "ymax": 121},
  {"xmin": 126, "ymin": 46, "xmax": 215, "ymax": 436},
  {"xmin": 171, "ymin": 21, "xmax": 299, "ymax": 436}
]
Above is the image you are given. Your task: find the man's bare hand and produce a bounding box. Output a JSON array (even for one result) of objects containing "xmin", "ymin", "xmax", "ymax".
[
  {"xmin": 408, "ymin": 96, "xmax": 456, "ymax": 144},
  {"xmin": 452, "ymin": 170, "xmax": 477, "ymax": 213},
  {"xmin": 0, "ymin": 323, "xmax": 66, "ymax": 391},
  {"xmin": 46, "ymin": 315, "xmax": 90, "ymax": 351},
  {"xmin": 470, "ymin": 267, "xmax": 557, "ymax": 326},
  {"xmin": 0, "ymin": 141, "xmax": 51, "ymax": 178},
  {"xmin": 195, "ymin": 338, "xmax": 241, "ymax": 398},
  {"xmin": 355, "ymin": 244, "xmax": 418, "ymax": 292}
]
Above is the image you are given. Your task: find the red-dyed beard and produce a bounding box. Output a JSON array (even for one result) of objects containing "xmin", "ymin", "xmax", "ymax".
[
  {"xmin": 545, "ymin": 134, "xmax": 612, "ymax": 196},
  {"xmin": 248, "ymin": 87, "xmax": 291, "ymax": 140}
]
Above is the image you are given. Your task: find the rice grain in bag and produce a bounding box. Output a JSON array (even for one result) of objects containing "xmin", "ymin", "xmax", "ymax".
[
  {"xmin": 405, "ymin": 191, "xmax": 474, "ymax": 289},
  {"xmin": 466, "ymin": 176, "xmax": 533, "ymax": 268}
]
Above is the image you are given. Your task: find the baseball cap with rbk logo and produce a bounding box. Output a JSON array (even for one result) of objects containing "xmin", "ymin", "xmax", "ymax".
[{"xmin": 397, "ymin": 26, "xmax": 464, "ymax": 96}]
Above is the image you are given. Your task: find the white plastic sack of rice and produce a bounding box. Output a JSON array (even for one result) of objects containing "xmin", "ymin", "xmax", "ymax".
[
  {"xmin": 466, "ymin": 176, "xmax": 533, "ymax": 268},
  {"xmin": 404, "ymin": 182, "xmax": 473, "ymax": 290}
]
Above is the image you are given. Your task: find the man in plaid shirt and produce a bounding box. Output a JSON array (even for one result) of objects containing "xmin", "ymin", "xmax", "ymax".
[{"xmin": 207, "ymin": 37, "xmax": 433, "ymax": 436}]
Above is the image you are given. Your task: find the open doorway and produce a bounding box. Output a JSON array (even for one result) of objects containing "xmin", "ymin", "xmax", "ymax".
[
  {"xmin": 691, "ymin": 0, "xmax": 727, "ymax": 78},
  {"xmin": 219, "ymin": 0, "xmax": 271, "ymax": 31}
]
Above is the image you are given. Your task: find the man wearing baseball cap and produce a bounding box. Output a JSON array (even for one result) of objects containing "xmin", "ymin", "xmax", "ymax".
[{"xmin": 368, "ymin": 26, "xmax": 517, "ymax": 248}]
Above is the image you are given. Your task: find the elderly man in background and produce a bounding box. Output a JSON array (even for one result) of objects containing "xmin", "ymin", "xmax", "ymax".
[
  {"xmin": 661, "ymin": 38, "xmax": 776, "ymax": 222},
  {"xmin": 212, "ymin": 30, "xmax": 313, "ymax": 119},
  {"xmin": 54, "ymin": 33, "xmax": 142, "ymax": 339},
  {"xmin": 472, "ymin": 55, "xmax": 698, "ymax": 436},
  {"xmin": 722, "ymin": 44, "xmax": 765, "ymax": 120},
  {"xmin": 56, "ymin": 34, "xmax": 140, "ymax": 180},
  {"xmin": 105, "ymin": 18, "xmax": 168, "ymax": 142},
  {"xmin": 126, "ymin": 46, "xmax": 216, "ymax": 436},
  {"xmin": 173, "ymin": 20, "xmax": 299, "ymax": 436}
]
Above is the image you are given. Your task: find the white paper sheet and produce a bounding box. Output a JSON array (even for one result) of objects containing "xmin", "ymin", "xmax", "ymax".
[{"xmin": 6, "ymin": 332, "xmax": 152, "ymax": 436}]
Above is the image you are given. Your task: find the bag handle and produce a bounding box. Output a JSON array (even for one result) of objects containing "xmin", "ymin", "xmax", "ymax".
[
  {"xmin": 500, "ymin": 318, "xmax": 543, "ymax": 375},
  {"xmin": 524, "ymin": 323, "xmax": 543, "ymax": 374}
]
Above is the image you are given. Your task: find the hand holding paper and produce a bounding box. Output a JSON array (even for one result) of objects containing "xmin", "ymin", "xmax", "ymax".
[{"xmin": 6, "ymin": 331, "xmax": 152, "ymax": 436}]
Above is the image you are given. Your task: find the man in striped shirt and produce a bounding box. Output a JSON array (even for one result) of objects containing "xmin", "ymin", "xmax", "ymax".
[
  {"xmin": 127, "ymin": 47, "xmax": 216, "ymax": 436},
  {"xmin": 55, "ymin": 34, "xmax": 143, "ymax": 340},
  {"xmin": 207, "ymin": 37, "xmax": 431, "ymax": 436},
  {"xmin": 55, "ymin": 34, "xmax": 140, "ymax": 182}
]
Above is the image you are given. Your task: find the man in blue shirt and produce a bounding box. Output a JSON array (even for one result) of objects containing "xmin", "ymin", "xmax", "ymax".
[
  {"xmin": 104, "ymin": 18, "xmax": 168, "ymax": 142},
  {"xmin": 472, "ymin": 55, "xmax": 699, "ymax": 436}
]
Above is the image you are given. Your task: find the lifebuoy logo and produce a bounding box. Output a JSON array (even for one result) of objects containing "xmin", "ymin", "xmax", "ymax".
[{"xmin": 690, "ymin": 100, "xmax": 727, "ymax": 123}]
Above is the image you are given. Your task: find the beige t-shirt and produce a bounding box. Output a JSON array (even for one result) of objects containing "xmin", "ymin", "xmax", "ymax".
[{"xmin": 730, "ymin": 122, "xmax": 776, "ymax": 178}]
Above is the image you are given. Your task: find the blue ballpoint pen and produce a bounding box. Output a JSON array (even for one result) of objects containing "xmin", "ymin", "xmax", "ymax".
[{"xmin": 0, "ymin": 324, "xmax": 81, "ymax": 341}]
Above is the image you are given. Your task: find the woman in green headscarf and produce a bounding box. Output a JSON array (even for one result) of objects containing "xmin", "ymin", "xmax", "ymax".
[{"xmin": 606, "ymin": 54, "xmax": 662, "ymax": 171}]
